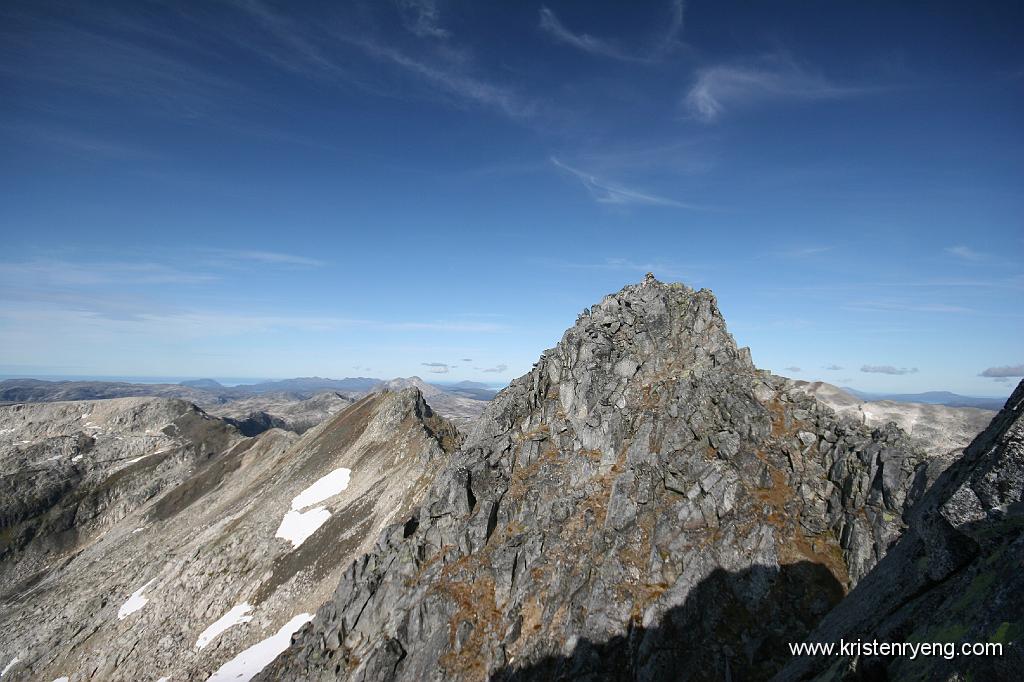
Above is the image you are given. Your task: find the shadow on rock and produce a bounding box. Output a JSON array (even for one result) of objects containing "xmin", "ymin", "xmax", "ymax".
[{"xmin": 494, "ymin": 561, "xmax": 844, "ymax": 682}]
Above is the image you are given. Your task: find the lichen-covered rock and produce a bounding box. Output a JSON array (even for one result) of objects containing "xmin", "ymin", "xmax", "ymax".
[
  {"xmin": 776, "ymin": 379, "xmax": 1024, "ymax": 682},
  {"xmin": 260, "ymin": 276, "xmax": 933, "ymax": 682}
]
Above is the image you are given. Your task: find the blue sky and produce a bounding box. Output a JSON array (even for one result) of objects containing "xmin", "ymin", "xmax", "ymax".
[{"xmin": 1, "ymin": 0, "xmax": 1021, "ymax": 395}]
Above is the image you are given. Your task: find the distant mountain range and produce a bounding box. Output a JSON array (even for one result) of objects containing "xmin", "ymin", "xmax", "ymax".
[
  {"xmin": 0, "ymin": 375, "xmax": 496, "ymax": 405},
  {"xmin": 841, "ymin": 387, "xmax": 1005, "ymax": 411},
  {"xmin": 0, "ymin": 375, "xmax": 499, "ymax": 432}
]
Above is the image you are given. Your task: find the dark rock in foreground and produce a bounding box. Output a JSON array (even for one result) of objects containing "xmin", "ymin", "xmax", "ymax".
[{"xmin": 776, "ymin": 379, "xmax": 1024, "ymax": 681}]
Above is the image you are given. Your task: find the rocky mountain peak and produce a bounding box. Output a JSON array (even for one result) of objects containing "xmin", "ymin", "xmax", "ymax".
[
  {"xmin": 260, "ymin": 277, "xmax": 932, "ymax": 682},
  {"xmin": 381, "ymin": 376, "xmax": 444, "ymax": 399}
]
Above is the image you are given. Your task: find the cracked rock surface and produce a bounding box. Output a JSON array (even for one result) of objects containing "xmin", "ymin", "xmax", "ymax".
[{"xmin": 260, "ymin": 276, "xmax": 939, "ymax": 682}]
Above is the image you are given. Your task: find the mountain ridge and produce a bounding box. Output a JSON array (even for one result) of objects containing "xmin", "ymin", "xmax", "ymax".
[{"xmin": 0, "ymin": 388, "xmax": 461, "ymax": 681}]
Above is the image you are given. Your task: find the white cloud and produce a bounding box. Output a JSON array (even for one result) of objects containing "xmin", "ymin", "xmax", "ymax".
[
  {"xmin": 353, "ymin": 39, "xmax": 535, "ymax": 119},
  {"xmin": 539, "ymin": 2, "xmax": 684, "ymax": 62},
  {"xmin": 396, "ymin": 0, "xmax": 450, "ymax": 39},
  {"xmin": 944, "ymin": 245, "xmax": 985, "ymax": 262},
  {"xmin": 684, "ymin": 55, "xmax": 865, "ymax": 122},
  {"xmin": 222, "ymin": 250, "xmax": 325, "ymax": 267},
  {"xmin": 979, "ymin": 364, "xmax": 1024, "ymax": 378},
  {"xmin": 422, "ymin": 362, "xmax": 450, "ymax": 374},
  {"xmin": 772, "ymin": 246, "xmax": 833, "ymax": 258},
  {"xmin": 861, "ymin": 365, "xmax": 918, "ymax": 375},
  {"xmin": 845, "ymin": 301, "xmax": 974, "ymax": 314},
  {"xmin": 476, "ymin": 364, "xmax": 508, "ymax": 373},
  {"xmin": 0, "ymin": 259, "xmax": 217, "ymax": 286},
  {"xmin": 550, "ymin": 157, "xmax": 700, "ymax": 209}
]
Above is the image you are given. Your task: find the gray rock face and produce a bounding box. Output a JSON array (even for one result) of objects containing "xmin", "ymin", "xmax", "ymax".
[
  {"xmin": 259, "ymin": 276, "xmax": 934, "ymax": 682},
  {"xmin": 0, "ymin": 389, "xmax": 458, "ymax": 681},
  {"xmin": 775, "ymin": 379, "xmax": 1024, "ymax": 682}
]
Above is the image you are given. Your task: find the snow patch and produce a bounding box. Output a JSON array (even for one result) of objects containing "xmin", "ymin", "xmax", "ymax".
[
  {"xmin": 195, "ymin": 602, "xmax": 254, "ymax": 650},
  {"xmin": 1, "ymin": 658, "xmax": 19, "ymax": 677},
  {"xmin": 118, "ymin": 578, "xmax": 157, "ymax": 619},
  {"xmin": 290, "ymin": 468, "xmax": 351, "ymax": 510},
  {"xmin": 52, "ymin": 678, "xmax": 69, "ymax": 682},
  {"xmin": 132, "ymin": 527, "xmax": 145, "ymax": 534},
  {"xmin": 275, "ymin": 508, "xmax": 330, "ymax": 548},
  {"xmin": 155, "ymin": 678, "xmax": 170, "ymax": 682},
  {"xmin": 206, "ymin": 613, "xmax": 313, "ymax": 682},
  {"xmin": 71, "ymin": 455, "xmax": 83, "ymax": 463}
]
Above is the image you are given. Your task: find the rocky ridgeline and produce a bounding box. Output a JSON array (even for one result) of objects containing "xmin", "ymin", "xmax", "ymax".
[
  {"xmin": 778, "ymin": 379, "xmax": 1024, "ymax": 681},
  {"xmin": 0, "ymin": 388, "xmax": 459, "ymax": 681},
  {"xmin": 260, "ymin": 276, "xmax": 937, "ymax": 681}
]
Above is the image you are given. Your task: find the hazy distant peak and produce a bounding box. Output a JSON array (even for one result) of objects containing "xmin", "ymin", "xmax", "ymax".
[
  {"xmin": 380, "ymin": 376, "xmax": 443, "ymax": 397},
  {"xmin": 179, "ymin": 378, "xmax": 224, "ymax": 389}
]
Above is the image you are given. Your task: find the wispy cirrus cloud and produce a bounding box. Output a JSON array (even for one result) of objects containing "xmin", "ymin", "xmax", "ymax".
[
  {"xmin": 351, "ymin": 38, "xmax": 536, "ymax": 119},
  {"xmin": 784, "ymin": 366, "xmax": 802, "ymax": 373},
  {"xmin": 861, "ymin": 365, "xmax": 918, "ymax": 375},
  {"xmin": 0, "ymin": 259, "xmax": 217, "ymax": 287},
  {"xmin": 218, "ymin": 250, "xmax": 326, "ymax": 268},
  {"xmin": 844, "ymin": 300, "xmax": 975, "ymax": 314},
  {"xmin": 550, "ymin": 157, "xmax": 701, "ymax": 208},
  {"xmin": 396, "ymin": 0, "xmax": 450, "ymax": 39},
  {"xmin": 0, "ymin": 122, "xmax": 151, "ymax": 159},
  {"xmin": 770, "ymin": 245, "xmax": 834, "ymax": 259},
  {"xmin": 824, "ymin": 364, "xmax": 844, "ymax": 370},
  {"xmin": 944, "ymin": 245, "xmax": 985, "ymax": 262},
  {"xmin": 684, "ymin": 54, "xmax": 868, "ymax": 122},
  {"xmin": 224, "ymin": 0, "xmax": 534, "ymax": 120},
  {"xmin": 0, "ymin": 300, "xmax": 506, "ymax": 340},
  {"xmin": 539, "ymin": 1, "xmax": 684, "ymax": 62}
]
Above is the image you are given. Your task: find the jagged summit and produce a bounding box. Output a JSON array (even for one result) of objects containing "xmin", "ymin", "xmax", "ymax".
[{"xmin": 261, "ymin": 278, "xmax": 932, "ymax": 681}]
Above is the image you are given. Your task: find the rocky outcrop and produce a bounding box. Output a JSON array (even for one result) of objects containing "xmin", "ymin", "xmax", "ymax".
[
  {"xmin": 374, "ymin": 378, "xmax": 492, "ymax": 428},
  {"xmin": 260, "ymin": 276, "xmax": 933, "ymax": 682},
  {"xmin": 790, "ymin": 379, "xmax": 995, "ymax": 463},
  {"xmin": 0, "ymin": 388, "xmax": 458, "ymax": 681},
  {"xmin": 776, "ymin": 379, "xmax": 1024, "ymax": 681}
]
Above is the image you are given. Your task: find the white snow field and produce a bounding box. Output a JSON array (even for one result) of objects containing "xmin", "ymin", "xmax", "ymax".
[
  {"xmin": 195, "ymin": 602, "xmax": 254, "ymax": 649},
  {"xmin": 206, "ymin": 613, "xmax": 313, "ymax": 682}
]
